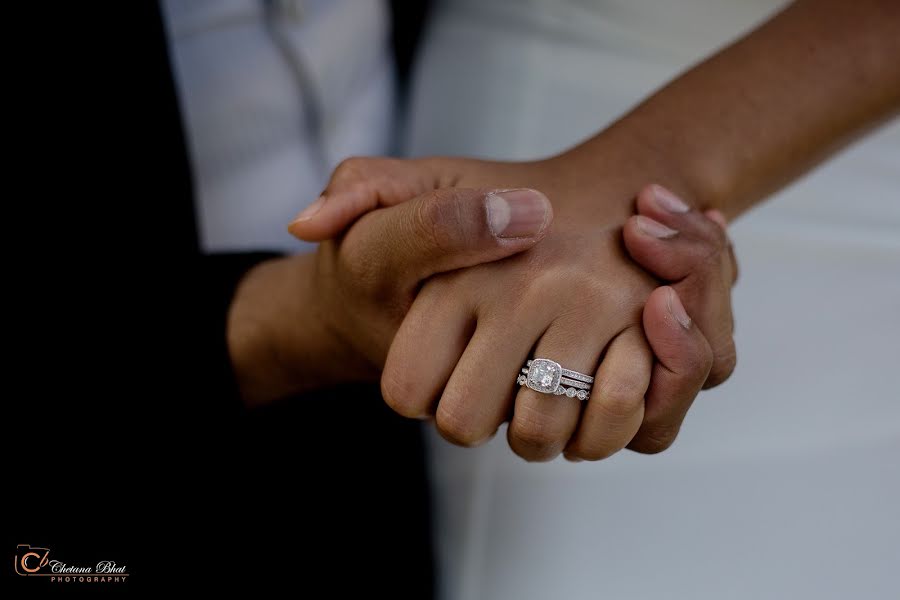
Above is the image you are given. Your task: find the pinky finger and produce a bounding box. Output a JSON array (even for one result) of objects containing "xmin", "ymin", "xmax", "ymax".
[{"xmin": 565, "ymin": 326, "xmax": 651, "ymax": 461}]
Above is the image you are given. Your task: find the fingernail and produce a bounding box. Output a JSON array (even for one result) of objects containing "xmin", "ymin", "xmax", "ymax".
[
  {"xmin": 486, "ymin": 188, "xmax": 550, "ymax": 238},
  {"xmin": 563, "ymin": 453, "xmax": 583, "ymax": 463},
  {"xmin": 290, "ymin": 194, "xmax": 327, "ymax": 223},
  {"xmin": 653, "ymin": 185, "xmax": 690, "ymax": 213},
  {"xmin": 636, "ymin": 215, "xmax": 678, "ymax": 239},
  {"xmin": 667, "ymin": 287, "xmax": 692, "ymax": 330},
  {"xmin": 705, "ymin": 209, "xmax": 728, "ymax": 230}
]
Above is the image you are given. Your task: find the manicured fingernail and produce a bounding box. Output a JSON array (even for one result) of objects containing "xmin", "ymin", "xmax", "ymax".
[
  {"xmin": 636, "ymin": 215, "xmax": 678, "ymax": 239},
  {"xmin": 667, "ymin": 287, "xmax": 692, "ymax": 330},
  {"xmin": 290, "ymin": 194, "xmax": 327, "ymax": 223},
  {"xmin": 653, "ymin": 185, "xmax": 690, "ymax": 213},
  {"xmin": 486, "ymin": 188, "xmax": 551, "ymax": 238}
]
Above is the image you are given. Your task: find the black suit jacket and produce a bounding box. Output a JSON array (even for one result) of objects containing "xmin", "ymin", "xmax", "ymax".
[{"xmin": 5, "ymin": 2, "xmax": 433, "ymax": 595}]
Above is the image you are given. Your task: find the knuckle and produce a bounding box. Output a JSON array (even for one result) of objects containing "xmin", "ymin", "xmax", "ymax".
[
  {"xmin": 567, "ymin": 439, "xmax": 622, "ymax": 462},
  {"xmin": 630, "ymin": 424, "xmax": 681, "ymax": 454},
  {"xmin": 381, "ymin": 368, "xmax": 428, "ymax": 419},
  {"xmin": 509, "ymin": 406, "xmax": 567, "ymax": 461},
  {"xmin": 331, "ymin": 156, "xmax": 369, "ymax": 184},
  {"xmin": 595, "ymin": 375, "xmax": 647, "ymax": 419},
  {"xmin": 435, "ymin": 403, "xmax": 488, "ymax": 448},
  {"xmin": 412, "ymin": 191, "xmax": 467, "ymax": 253}
]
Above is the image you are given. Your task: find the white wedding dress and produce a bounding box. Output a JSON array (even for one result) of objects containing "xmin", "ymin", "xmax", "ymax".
[{"xmin": 405, "ymin": 1, "xmax": 900, "ymax": 598}]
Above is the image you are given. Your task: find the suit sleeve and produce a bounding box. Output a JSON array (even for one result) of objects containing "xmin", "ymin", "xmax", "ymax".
[{"xmin": 197, "ymin": 252, "xmax": 282, "ymax": 415}]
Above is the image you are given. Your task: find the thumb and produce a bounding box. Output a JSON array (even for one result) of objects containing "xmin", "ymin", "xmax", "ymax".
[
  {"xmin": 628, "ymin": 286, "xmax": 713, "ymax": 454},
  {"xmin": 340, "ymin": 187, "xmax": 553, "ymax": 294}
]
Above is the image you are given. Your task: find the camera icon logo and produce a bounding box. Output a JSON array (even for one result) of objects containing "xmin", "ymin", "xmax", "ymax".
[{"xmin": 15, "ymin": 545, "xmax": 51, "ymax": 575}]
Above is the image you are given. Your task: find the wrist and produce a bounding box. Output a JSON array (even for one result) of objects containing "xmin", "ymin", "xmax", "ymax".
[
  {"xmin": 227, "ymin": 254, "xmax": 371, "ymax": 407},
  {"xmin": 227, "ymin": 256, "xmax": 307, "ymax": 406},
  {"xmin": 548, "ymin": 118, "xmax": 714, "ymax": 222}
]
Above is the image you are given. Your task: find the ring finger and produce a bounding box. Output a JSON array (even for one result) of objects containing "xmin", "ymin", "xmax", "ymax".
[{"xmin": 507, "ymin": 322, "xmax": 614, "ymax": 462}]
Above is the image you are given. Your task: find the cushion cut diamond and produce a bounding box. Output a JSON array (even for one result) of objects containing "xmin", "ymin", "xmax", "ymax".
[{"xmin": 526, "ymin": 359, "xmax": 562, "ymax": 394}]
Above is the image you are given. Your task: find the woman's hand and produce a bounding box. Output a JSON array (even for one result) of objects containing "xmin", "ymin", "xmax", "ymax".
[
  {"xmin": 290, "ymin": 156, "xmax": 738, "ymax": 459},
  {"xmin": 228, "ymin": 186, "xmax": 553, "ymax": 407}
]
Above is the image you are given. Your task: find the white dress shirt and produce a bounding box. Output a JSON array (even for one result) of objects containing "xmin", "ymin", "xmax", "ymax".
[{"xmin": 163, "ymin": 0, "xmax": 395, "ymax": 252}]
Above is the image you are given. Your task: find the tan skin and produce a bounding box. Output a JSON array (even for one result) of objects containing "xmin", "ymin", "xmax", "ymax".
[
  {"xmin": 227, "ymin": 187, "xmax": 558, "ymax": 406},
  {"xmin": 292, "ymin": 160, "xmax": 736, "ymax": 462},
  {"xmin": 231, "ymin": 0, "xmax": 899, "ymax": 460},
  {"xmin": 231, "ymin": 179, "xmax": 730, "ymax": 462}
]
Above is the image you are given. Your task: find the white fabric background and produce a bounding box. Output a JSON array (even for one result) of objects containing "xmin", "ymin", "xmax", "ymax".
[{"xmin": 405, "ymin": 1, "xmax": 900, "ymax": 598}]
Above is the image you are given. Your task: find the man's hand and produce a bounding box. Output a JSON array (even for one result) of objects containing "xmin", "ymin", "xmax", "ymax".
[
  {"xmin": 621, "ymin": 187, "xmax": 738, "ymax": 454},
  {"xmin": 228, "ymin": 186, "xmax": 553, "ymax": 407}
]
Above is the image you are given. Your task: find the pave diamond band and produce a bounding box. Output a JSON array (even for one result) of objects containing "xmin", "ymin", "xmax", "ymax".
[
  {"xmin": 560, "ymin": 376, "xmax": 591, "ymax": 390},
  {"xmin": 517, "ymin": 358, "xmax": 594, "ymax": 401}
]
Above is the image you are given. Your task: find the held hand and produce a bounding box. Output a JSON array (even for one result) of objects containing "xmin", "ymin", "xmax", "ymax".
[
  {"xmin": 229, "ymin": 186, "xmax": 552, "ymax": 406},
  {"xmin": 308, "ymin": 186, "xmax": 552, "ymax": 369},
  {"xmin": 291, "ymin": 157, "xmax": 738, "ymax": 459}
]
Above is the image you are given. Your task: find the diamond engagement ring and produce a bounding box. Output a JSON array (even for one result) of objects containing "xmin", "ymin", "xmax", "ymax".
[{"xmin": 516, "ymin": 358, "xmax": 594, "ymax": 401}]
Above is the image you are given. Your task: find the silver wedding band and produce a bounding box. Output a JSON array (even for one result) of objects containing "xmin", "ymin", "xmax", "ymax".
[{"xmin": 516, "ymin": 358, "xmax": 593, "ymax": 401}]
